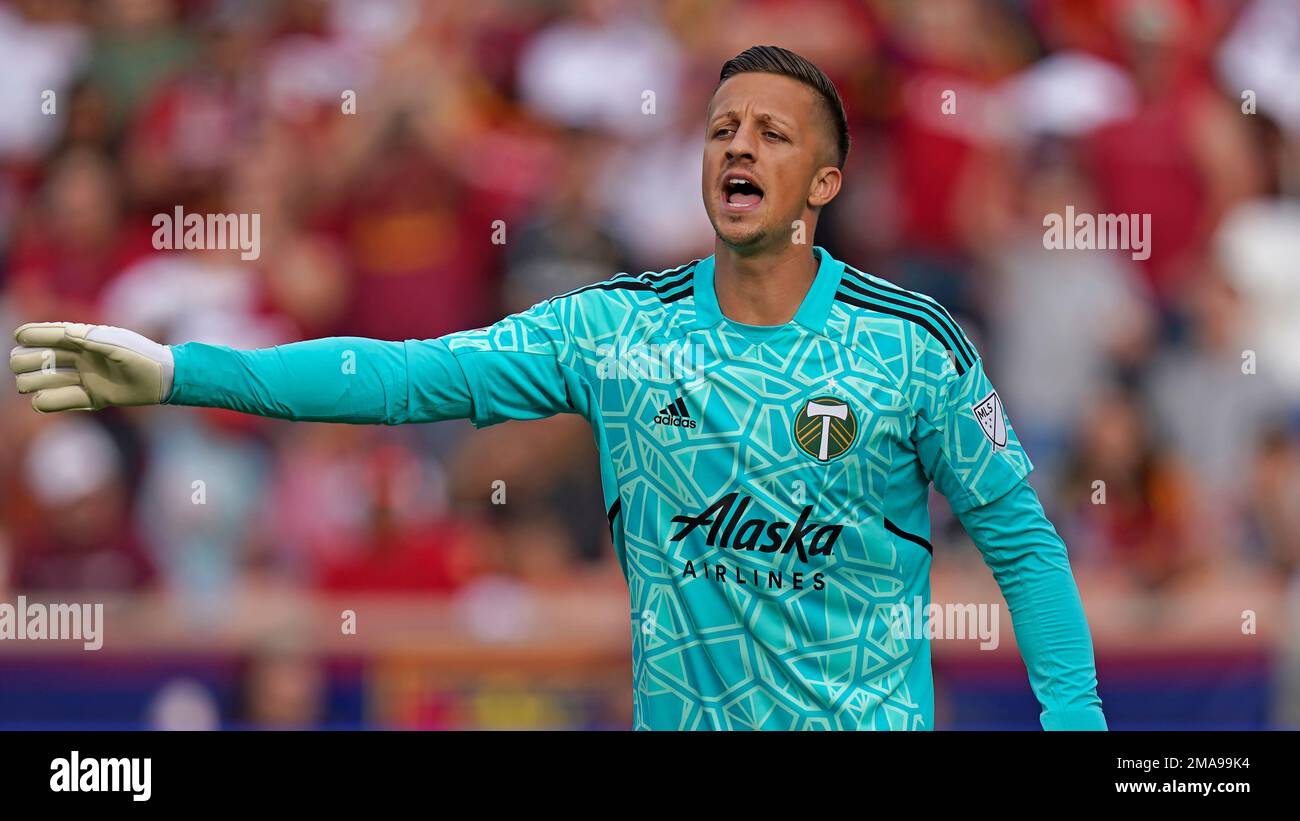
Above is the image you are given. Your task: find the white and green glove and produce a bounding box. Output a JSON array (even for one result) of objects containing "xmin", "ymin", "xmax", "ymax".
[{"xmin": 10, "ymin": 322, "xmax": 174, "ymax": 413}]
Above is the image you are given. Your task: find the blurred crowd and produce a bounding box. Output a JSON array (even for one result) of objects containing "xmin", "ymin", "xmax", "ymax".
[{"xmin": 1, "ymin": 0, "xmax": 1298, "ymax": 618}]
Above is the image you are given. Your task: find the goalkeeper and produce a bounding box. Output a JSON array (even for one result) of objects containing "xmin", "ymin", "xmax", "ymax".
[{"xmin": 10, "ymin": 45, "xmax": 1105, "ymax": 730}]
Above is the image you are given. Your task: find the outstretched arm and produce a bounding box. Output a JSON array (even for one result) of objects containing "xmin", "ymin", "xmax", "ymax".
[
  {"xmin": 11, "ymin": 300, "xmax": 586, "ymax": 426},
  {"xmin": 164, "ymin": 337, "xmax": 470, "ymax": 424}
]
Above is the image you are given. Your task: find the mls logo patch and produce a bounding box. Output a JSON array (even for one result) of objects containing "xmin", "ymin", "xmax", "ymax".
[
  {"xmin": 794, "ymin": 396, "xmax": 858, "ymax": 462},
  {"xmin": 971, "ymin": 390, "xmax": 1007, "ymax": 449}
]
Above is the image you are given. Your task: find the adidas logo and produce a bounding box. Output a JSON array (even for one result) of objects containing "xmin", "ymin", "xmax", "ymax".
[{"xmin": 653, "ymin": 396, "xmax": 698, "ymax": 429}]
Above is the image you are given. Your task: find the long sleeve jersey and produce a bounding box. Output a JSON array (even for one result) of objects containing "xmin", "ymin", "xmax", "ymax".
[{"xmin": 165, "ymin": 246, "xmax": 1106, "ymax": 730}]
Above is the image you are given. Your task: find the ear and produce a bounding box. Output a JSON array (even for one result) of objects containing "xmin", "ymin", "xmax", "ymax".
[{"xmin": 808, "ymin": 166, "xmax": 842, "ymax": 208}]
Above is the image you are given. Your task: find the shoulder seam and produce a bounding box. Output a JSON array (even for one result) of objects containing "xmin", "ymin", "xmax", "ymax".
[
  {"xmin": 649, "ymin": 261, "xmax": 701, "ymax": 303},
  {"xmin": 550, "ymin": 273, "xmax": 654, "ymax": 302},
  {"xmin": 834, "ymin": 266, "xmax": 976, "ymax": 374},
  {"xmin": 548, "ymin": 260, "xmax": 703, "ymax": 305},
  {"xmin": 841, "ymin": 265, "xmax": 977, "ymax": 363}
]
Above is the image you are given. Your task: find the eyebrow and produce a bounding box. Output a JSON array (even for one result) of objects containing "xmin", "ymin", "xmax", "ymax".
[{"xmin": 711, "ymin": 109, "xmax": 796, "ymax": 131}]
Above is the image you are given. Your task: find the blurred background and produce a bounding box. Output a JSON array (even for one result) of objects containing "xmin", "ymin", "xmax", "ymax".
[{"xmin": 1, "ymin": 0, "xmax": 1298, "ymax": 730}]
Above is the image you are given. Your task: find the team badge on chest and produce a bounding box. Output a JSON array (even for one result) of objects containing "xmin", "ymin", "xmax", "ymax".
[{"xmin": 794, "ymin": 395, "xmax": 858, "ymax": 461}]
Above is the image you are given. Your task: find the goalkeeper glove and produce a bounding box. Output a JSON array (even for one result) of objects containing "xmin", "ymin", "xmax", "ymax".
[{"xmin": 10, "ymin": 322, "xmax": 174, "ymax": 413}]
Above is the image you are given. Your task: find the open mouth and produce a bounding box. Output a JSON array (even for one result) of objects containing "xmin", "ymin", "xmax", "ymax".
[{"xmin": 723, "ymin": 176, "xmax": 764, "ymax": 210}]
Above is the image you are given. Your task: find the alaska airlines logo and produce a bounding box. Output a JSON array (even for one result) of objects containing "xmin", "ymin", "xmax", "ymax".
[
  {"xmin": 794, "ymin": 395, "xmax": 857, "ymax": 461},
  {"xmin": 669, "ymin": 492, "xmax": 840, "ymax": 562}
]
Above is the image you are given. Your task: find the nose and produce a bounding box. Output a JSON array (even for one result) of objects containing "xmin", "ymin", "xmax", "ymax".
[{"xmin": 725, "ymin": 123, "xmax": 757, "ymax": 163}]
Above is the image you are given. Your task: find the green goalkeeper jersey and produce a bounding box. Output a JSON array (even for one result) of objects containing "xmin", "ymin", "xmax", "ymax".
[{"xmin": 167, "ymin": 245, "xmax": 1105, "ymax": 730}]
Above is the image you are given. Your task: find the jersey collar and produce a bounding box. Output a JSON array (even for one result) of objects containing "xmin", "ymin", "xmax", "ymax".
[{"xmin": 690, "ymin": 245, "xmax": 844, "ymax": 332}]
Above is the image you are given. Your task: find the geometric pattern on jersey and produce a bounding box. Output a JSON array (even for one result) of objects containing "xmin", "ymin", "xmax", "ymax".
[{"xmin": 444, "ymin": 246, "xmax": 1032, "ymax": 729}]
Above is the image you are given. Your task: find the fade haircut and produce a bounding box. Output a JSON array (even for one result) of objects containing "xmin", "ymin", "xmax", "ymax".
[{"xmin": 716, "ymin": 45, "xmax": 850, "ymax": 169}]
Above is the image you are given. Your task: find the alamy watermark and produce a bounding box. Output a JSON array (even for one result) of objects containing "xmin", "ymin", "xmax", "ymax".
[
  {"xmin": 152, "ymin": 206, "xmax": 261, "ymax": 260},
  {"xmin": 1043, "ymin": 205, "xmax": 1151, "ymax": 261},
  {"xmin": 0, "ymin": 596, "xmax": 103, "ymax": 650},
  {"xmin": 887, "ymin": 596, "xmax": 1000, "ymax": 650},
  {"xmin": 595, "ymin": 340, "xmax": 706, "ymax": 381},
  {"xmin": 50, "ymin": 751, "xmax": 150, "ymax": 802}
]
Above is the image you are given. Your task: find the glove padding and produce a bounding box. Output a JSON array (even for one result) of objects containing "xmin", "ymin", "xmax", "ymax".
[{"xmin": 10, "ymin": 322, "xmax": 174, "ymax": 413}]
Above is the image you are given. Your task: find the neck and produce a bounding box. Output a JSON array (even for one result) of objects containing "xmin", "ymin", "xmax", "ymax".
[{"xmin": 713, "ymin": 242, "xmax": 819, "ymax": 326}]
